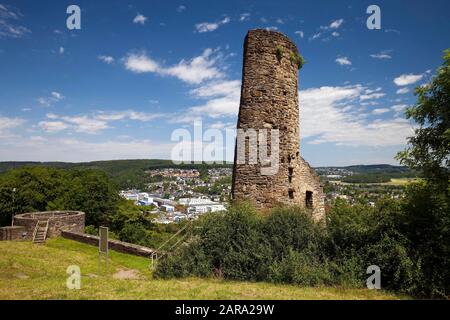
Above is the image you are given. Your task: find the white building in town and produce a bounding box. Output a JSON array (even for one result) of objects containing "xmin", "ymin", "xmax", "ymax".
[{"xmin": 179, "ymin": 198, "xmax": 226, "ymax": 214}]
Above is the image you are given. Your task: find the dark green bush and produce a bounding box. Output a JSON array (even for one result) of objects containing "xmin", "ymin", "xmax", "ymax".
[
  {"xmin": 119, "ymin": 222, "xmax": 148, "ymax": 246},
  {"xmin": 84, "ymin": 225, "xmax": 98, "ymax": 236},
  {"xmin": 197, "ymin": 204, "xmax": 269, "ymax": 280},
  {"xmin": 267, "ymin": 248, "xmax": 333, "ymax": 286},
  {"xmin": 154, "ymin": 185, "xmax": 450, "ymax": 298},
  {"xmin": 153, "ymin": 241, "xmax": 212, "ymax": 278},
  {"xmin": 154, "ymin": 204, "xmax": 335, "ymax": 286}
]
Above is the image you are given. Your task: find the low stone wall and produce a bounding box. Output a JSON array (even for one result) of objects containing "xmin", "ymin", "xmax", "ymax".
[
  {"xmin": 12, "ymin": 211, "xmax": 85, "ymax": 240},
  {"xmin": 0, "ymin": 226, "xmax": 27, "ymax": 241},
  {"xmin": 61, "ymin": 231, "xmax": 156, "ymax": 258}
]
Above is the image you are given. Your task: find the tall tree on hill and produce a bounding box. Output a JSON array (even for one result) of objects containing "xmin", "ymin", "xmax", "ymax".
[
  {"xmin": 396, "ymin": 49, "xmax": 450, "ymax": 188},
  {"xmin": 396, "ymin": 49, "xmax": 450, "ymax": 297}
]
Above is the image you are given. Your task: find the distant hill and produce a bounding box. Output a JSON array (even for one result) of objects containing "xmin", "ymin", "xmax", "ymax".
[
  {"xmin": 0, "ymin": 161, "xmax": 406, "ymax": 173},
  {"xmin": 0, "ymin": 159, "xmax": 233, "ymax": 173},
  {"xmin": 316, "ymin": 164, "xmax": 412, "ymax": 174},
  {"xmin": 0, "ymin": 159, "xmax": 233, "ymax": 189},
  {"xmin": 0, "ymin": 160, "xmax": 417, "ymax": 186},
  {"xmin": 315, "ymin": 164, "xmax": 419, "ymax": 183},
  {"xmin": 345, "ymin": 164, "xmax": 411, "ymax": 173}
]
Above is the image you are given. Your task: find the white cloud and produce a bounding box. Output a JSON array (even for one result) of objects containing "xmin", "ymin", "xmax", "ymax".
[
  {"xmin": 51, "ymin": 92, "xmax": 63, "ymax": 100},
  {"xmin": 370, "ymin": 53, "xmax": 392, "ymax": 59},
  {"xmin": 123, "ymin": 48, "xmax": 223, "ymax": 84},
  {"xmin": 360, "ymin": 92, "xmax": 385, "ymax": 101},
  {"xmin": 38, "ymin": 121, "xmax": 69, "ymax": 133},
  {"xmin": 300, "ymin": 85, "xmax": 414, "ymax": 147},
  {"xmin": 239, "ymin": 13, "xmax": 250, "ymax": 21},
  {"xmin": 164, "ymin": 49, "xmax": 223, "ymax": 84},
  {"xmin": 391, "ymin": 104, "xmax": 408, "ymax": 112},
  {"xmin": 98, "ymin": 55, "xmax": 114, "ymax": 64},
  {"xmin": 336, "ymin": 56, "xmax": 352, "ymax": 66},
  {"xmin": 187, "ymin": 80, "xmax": 241, "ymax": 118},
  {"xmin": 195, "ymin": 22, "xmax": 219, "ymax": 33},
  {"xmin": 133, "ymin": 13, "xmax": 148, "ymax": 25},
  {"xmin": 393, "ymin": 73, "xmax": 423, "ymax": 86},
  {"xmin": 0, "ymin": 116, "xmax": 24, "ymax": 136},
  {"xmin": 396, "ymin": 87, "xmax": 410, "ymax": 95},
  {"xmin": 177, "ymin": 5, "xmax": 186, "ymax": 13},
  {"xmin": 60, "ymin": 115, "xmax": 110, "ymax": 134},
  {"xmin": 195, "ymin": 17, "xmax": 230, "ymax": 33},
  {"xmin": 311, "ymin": 32, "xmax": 321, "ymax": 40},
  {"xmin": 0, "ymin": 136, "xmax": 175, "ymax": 162},
  {"xmin": 0, "ymin": 4, "xmax": 18, "ymax": 19},
  {"xmin": 329, "ymin": 18, "xmax": 344, "ymax": 29},
  {"xmin": 37, "ymin": 91, "xmax": 64, "ymax": 107},
  {"xmin": 385, "ymin": 29, "xmax": 400, "ymax": 34},
  {"xmin": 95, "ymin": 110, "xmax": 165, "ymax": 122},
  {"xmin": 59, "ymin": 47, "xmax": 64, "ymax": 54},
  {"xmin": 208, "ymin": 121, "xmax": 234, "ymax": 129},
  {"xmin": 124, "ymin": 52, "xmax": 160, "ymax": 73},
  {"xmin": 39, "ymin": 110, "xmax": 166, "ymax": 134},
  {"xmin": 364, "ymin": 87, "xmax": 382, "ymax": 94},
  {"xmin": 360, "ymin": 101, "xmax": 379, "ymax": 106},
  {"xmin": 46, "ymin": 113, "xmax": 58, "ymax": 119},
  {"xmin": 0, "ymin": 4, "xmax": 30, "ymax": 38},
  {"xmin": 295, "ymin": 30, "xmax": 304, "ymax": 38},
  {"xmin": 310, "ymin": 18, "xmax": 344, "ymax": 41},
  {"xmin": 171, "ymin": 114, "xmax": 203, "ymax": 124},
  {"xmin": 372, "ymin": 108, "xmax": 390, "ymax": 115},
  {"xmin": 29, "ymin": 136, "xmax": 47, "ymax": 143}
]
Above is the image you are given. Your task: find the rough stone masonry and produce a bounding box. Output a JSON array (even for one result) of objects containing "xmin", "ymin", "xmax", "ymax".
[{"xmin": 231, "ymin": 29, "xmax": 325, "ymax": 220}]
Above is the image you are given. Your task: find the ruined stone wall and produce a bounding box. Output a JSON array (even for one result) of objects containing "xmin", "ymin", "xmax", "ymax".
[
  {"xmin": 0, "ymin": 226, "xmax": 26, "ymax": 241},
  {"xmin": 232, "ymin": 29, "xmax": 325, "ymax": 220},
  {"xmin": 12, "ymin": 211, "xmax": 85, "ymax": 240},
  {"xmin": 61, "ymin": 231, "xmax": 156, "ymax": 258},
  {"xmin": 298, "ymin": 157, "xmax": 325, "ymax": 220}
]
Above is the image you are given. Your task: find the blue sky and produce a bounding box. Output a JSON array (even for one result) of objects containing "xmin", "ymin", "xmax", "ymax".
[{"xmin": 0, "ymin": 0, "xmax": 449, "ymax": 166}]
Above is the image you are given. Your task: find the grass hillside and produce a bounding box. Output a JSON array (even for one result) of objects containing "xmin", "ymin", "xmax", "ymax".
[{"xmin": 0, "ymin": 238, "xmax": 409, "ymax": 300}]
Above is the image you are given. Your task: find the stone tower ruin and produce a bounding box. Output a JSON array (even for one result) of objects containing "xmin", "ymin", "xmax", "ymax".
[{"xmin": 231, "ymin": 29, "xmax": 325, "ymax": 220}]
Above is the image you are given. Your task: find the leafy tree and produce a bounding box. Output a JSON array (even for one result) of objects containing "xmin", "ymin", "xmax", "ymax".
[
  {"xmin": 400, "ymin": 181, "xmax": 450, "ymax": 297},
  {"xmin": 111, "ymin": 199, "xmax": 153, "ymax": 231},
  {"xmin": 396, "ymin": 49, "xmax": 450, "ymax": 187},
  {"xmin": 0, "ymin": 167, "xmax": 68, "ymax": 225},
  {"xmin": 394, "ymin": 49, "xmax": 450, "ymax": 297},
  {"xmin": 60, "ymin": 169, "xmax": 119, "ymax": 226},
  {"xmin": 119, "ymin": 222, "xmax": 148, "ymax": 245},
  {"xmin": 0, "ymin": 167, "xmax": 119, "ymax": 227}
]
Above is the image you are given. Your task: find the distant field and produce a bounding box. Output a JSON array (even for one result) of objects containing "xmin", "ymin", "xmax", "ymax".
[
  {"xmin": 386, "ymin": 178, "xmax": 422, "ymax": 185},
  {"xmin": 0, "ymin": 238, "xmax": 409, "ymax": 300},
  {"xmin": 330, "ymin": 178, "xmax": 421, "ymax": 186}
]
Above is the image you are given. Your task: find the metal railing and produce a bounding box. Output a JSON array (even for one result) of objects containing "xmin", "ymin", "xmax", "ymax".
[
  {"xmin": 32, "ymin": 221, "xmax": 40, "ymax": 242},
  {"xmin": 150, "ymin": 218, "xmax": 195, "ymax": 270}
]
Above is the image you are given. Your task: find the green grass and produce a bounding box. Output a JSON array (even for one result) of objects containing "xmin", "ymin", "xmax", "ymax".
[{"xmin": 0, "ymin": 238, "xmax": 410, "ymax": 300}]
